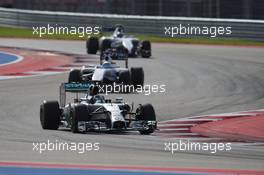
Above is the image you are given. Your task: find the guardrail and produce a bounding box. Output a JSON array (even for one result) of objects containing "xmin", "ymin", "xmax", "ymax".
[{"xmin": 0, "ymin": 7, "xmax": 264, "ymax": 41}]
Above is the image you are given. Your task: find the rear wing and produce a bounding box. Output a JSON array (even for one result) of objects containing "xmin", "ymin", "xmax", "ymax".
[
  {"xmin": 102, "ymin": 24, "xmax": 124, "ymax": 32},
  {"xmin": 100, "ymin": 25, "xmax": 125, "ymax": 39},
  {"xmin": 101, "ymin": 26, "xmax": 115, "ymax": 32},
  {"xmin": 59, "ymin": 83, "xmax": 94, "ymax": 107}
]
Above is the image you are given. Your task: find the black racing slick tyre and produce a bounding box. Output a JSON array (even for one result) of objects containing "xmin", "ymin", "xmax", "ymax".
[
  {"xmin": 119, "ymin": 70, "xmax": 131, "ymax": 85},
  {"xmin": 68, "ymin": 69, "xmax": 82, "ymax": 83},
  {"xmin": 101, "ymin": 39, "xmax": 112, "ymax": 52},
  {"xmin": 141, "ymin": 40, "xmax": 151, "ymax": 58},
  {"xmin": 136, "ymin": 104, "xmax": 156, "ymax": 121},
  {"xmin": 86, "ymin": 37, "xmax": 99, "ymax": 54},
  {"xmin": 119, "ymin": 70, "xmax": 131, "ymax": 93},
  {"xmin": 40, "ymin": 101, "xmax": 60, "ymax": 130},
  {"xmin": 130, "ymin": 67, "xmax": 144, "ymax": 88},
  {"xmin": 71, "ymin": 104, "xmax": 90, "ymax": 133},
  {"xmin": 136, "ymin": 104, "xmax": 156, "ymax": 135}
]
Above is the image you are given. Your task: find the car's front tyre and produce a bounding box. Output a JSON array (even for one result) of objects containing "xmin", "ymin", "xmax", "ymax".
[
  {"xmin": 40, "ymin": 101, "xmax": 60, "ymax": 130},
  {"xmin": 136, "ymin": 104, "xmax": 156, "ymax": 135}
]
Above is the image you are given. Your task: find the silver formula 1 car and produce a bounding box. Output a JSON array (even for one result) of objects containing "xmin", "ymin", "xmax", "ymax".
[
  {"xmin": 68, "ymin": 49, "xmax": 144, "ymax": 90},
  {"xmin": 86, "ymin": 25, "xmax": 151, "ymax": 58},
  {"xmin": 40, "ymin": 83, "xmax": 157, "ymax": 134}
]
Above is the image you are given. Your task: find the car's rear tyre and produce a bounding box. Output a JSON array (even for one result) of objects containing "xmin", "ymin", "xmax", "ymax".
[
  {"xmin": 141, "ymin": 40, "xmax": 151, "ymax": 58},
  {"xmin": 71, "ymin": 104, "xmax": 90, "ymax": 133},
  {"xmin": 130, "ymin": 67, "xmax": 144, "ymax": 88},
  {"xmin": 86, "ymin": 37, "xmax": 99, "ymax": 54},
  {"xmin": 130, "ymin": 40, "xmax": 139, "ymax": 57},
  {"xmin": 119, "ymin": 70, "xmax": 131, "ymax": 93},
  {"xmin": 119, "ymin": 70, "xmax": 130, "ymax": 85},
  {"xmin": 101, "ymin": 39, "xmax": 112, "ymax": 52},
  {"xmin": 136, "ymin": 104, "xmax": 156, "ymax": 135},
  {"xmin": 68, "ymin": 69, "xmax": 82, "ymax": 83},
  {"xmin": 40, "ymin": 101, "xmax": 60, "ymax": 130}
]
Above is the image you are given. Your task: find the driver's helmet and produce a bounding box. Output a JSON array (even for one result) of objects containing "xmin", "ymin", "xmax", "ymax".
[
  {"xmin": 101, "ymin": 49, "xmax": 113, "ymax": 62},
  {"xmin": 115, "ymin": 26, "xmax": 124, "ymax": 38},
  {"xmin": 89, "ymin": 86, "xmax": 99, "ymax": 96},
  {"xmin": 101, "ymin": 61, "xmax": 112, "ymax": 68},
  {"xmin": 93, "ymin": 95, "xmax": 105, "ymax": 103}
]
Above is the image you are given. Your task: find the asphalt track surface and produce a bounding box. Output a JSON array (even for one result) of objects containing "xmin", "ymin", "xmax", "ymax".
[{"xmin": 0, "ymin": 39, "xmax": 264, "ymax": 171}]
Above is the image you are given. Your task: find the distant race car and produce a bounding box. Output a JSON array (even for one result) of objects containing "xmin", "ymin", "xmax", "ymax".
[
  {"xmin": 68, "ymin": 48, "xmax": 144, "ymax": 89},
  {"xmin": 40, "ymin": 83, "xmax": 157, "ymax": 134},
  {"xmin": 86, "ymin": 25, "xmax": 151, "ymax": 58}
]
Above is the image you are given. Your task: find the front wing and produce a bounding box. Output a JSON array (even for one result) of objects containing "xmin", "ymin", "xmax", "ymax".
[{"xmin": 77, "ymin": 120, "xmax": 157, "ymax": 133}]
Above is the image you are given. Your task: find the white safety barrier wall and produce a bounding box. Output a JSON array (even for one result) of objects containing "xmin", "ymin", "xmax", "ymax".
[{"xmin": 0, "ymin": 7, "xmax": 264, "ymax": 41}]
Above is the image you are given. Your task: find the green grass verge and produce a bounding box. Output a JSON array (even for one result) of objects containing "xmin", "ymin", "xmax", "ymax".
[
  {"xmin": 0, "ymin": 26, "xmax": 263, "ymax": 46},
  {"xmin": 0, "ymin": 26, "xmax": 83, "ymax": 40}
]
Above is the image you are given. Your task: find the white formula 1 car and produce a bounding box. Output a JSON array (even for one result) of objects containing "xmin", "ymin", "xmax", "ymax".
[
  {"xmin": 86, "ymin": 25, "xmax": 151, "ymax": 58},
  {"xmin": 68, "ymin": 49, "xmax": 144, "ymax": 89},
  {"xmin": 40, "ymin": 83, "xmax": 157, "ymax": 134}
]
